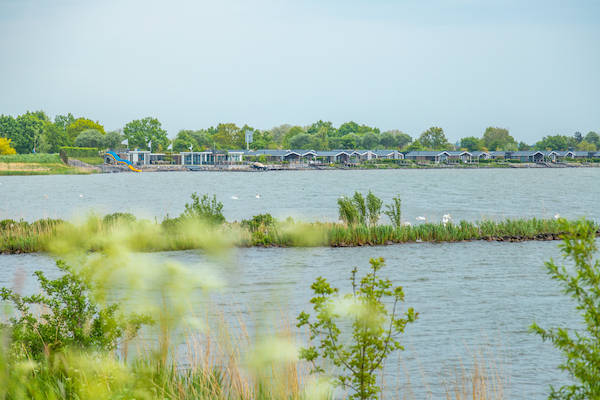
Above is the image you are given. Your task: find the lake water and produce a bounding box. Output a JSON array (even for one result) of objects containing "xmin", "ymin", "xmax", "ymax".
[
  {"xmin": 1, "ymin": 168, "xmax": 599, "ymax": 223},
  {"xmin": 1, "ymin": 169, "xmax": 598, "ymax": 398}
]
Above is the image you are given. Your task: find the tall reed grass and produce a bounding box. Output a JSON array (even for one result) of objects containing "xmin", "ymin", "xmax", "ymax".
[{"xmin": 1, "ymin": 215, "xmax": 592, "ymax": 254}]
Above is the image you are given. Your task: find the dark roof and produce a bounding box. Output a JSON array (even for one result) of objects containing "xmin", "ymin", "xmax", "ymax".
[
  {"xmin": 405, "ymin": 151, "xmax": 449, "ymax": 156},
  {"xmin": 510, "ymin": 151, "xmax": 544, "ymax": 156}
]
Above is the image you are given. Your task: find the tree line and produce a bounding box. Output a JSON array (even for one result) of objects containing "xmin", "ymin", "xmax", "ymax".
[{"xmin": 0, "ymin": 110, "xmax": 598, "ymax": 155}]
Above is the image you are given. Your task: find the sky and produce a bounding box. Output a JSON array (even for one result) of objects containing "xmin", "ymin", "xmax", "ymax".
[{"xmin": 0, "ymin": 0, "xmax": 599, "ymax": 142}]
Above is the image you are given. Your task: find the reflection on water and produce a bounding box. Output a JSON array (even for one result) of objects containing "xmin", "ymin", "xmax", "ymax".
[{"xmin": 0, "ymin": 240, "xmax": 581, "ymax": 398}]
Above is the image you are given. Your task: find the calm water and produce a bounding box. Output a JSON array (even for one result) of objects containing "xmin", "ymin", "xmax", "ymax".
[
  {"xmin": 1, "ymin": 169, "xmax": 598, "ymax": 397},
  {"xmin": 1, "ymin": 168, "xmax": 599, "ymax": 222}
]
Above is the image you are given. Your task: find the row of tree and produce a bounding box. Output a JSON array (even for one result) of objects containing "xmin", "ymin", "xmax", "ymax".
[
  {"xmin": 0, "ymin": 112, "xmax": 169, "ymax": 154},
  {"xmin": 1, "ymin": 111, "xmax": 598, "ymax": 155}
]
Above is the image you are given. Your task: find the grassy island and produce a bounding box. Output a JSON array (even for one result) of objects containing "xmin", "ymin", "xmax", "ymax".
[{"xmin": 1, "ymin": 213, "xmax": 593, "ymax": 255}]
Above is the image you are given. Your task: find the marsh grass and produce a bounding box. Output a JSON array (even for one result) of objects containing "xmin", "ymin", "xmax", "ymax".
[
  {"xmin": 444, "ymin": 351, "xmax": 507, "ymax": 400},
  {"xmin": 1, "ymin": 215, "xmax": 589, "ymax": 254}
]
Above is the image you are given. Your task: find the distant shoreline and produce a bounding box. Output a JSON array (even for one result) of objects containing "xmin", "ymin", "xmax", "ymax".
[{"xmin": 2, "ymin": 159, "xmax": 600, "ymax": 176}]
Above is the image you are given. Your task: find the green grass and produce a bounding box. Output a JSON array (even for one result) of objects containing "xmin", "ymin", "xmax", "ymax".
[
  {"xmin": 0, "ymin": 153, "xmax": 62, "ymax": 163},
  {"xmin": 2, "ymin": 215, "xmax": 592, "ymax": 254},
  {"xmin": 0, "ymin": 153, "xmax": 93, "ymax": 175},
  {"xmin": 74, "ymin": 156, "xmax": 105, "ymax": 165}
]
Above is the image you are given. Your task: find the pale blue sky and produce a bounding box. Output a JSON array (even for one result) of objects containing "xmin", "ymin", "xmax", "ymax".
[{"xmin": 0, "ymin": 0, "xmax": 598, "ymax": 142}]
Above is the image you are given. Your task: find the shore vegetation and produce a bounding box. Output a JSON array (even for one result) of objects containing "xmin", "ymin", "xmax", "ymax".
[{"xmin": 1, "ymin": 193, "xmax": 595, "ymax": 255}]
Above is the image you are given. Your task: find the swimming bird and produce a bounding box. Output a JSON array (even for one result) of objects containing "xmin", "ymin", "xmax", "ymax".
[
  {"xmin": 416, "ymin": 216, "xmax": 426, "ymax": 221},
  {"xmin": 79, "ymin": 194, "xmax": 84, "ymax": 198},
  {"xmin": 554, "ymin": 213, "xmax": 560, "ymax": 220},
  {"xmin": 442, "ymin": 214, "xmax": 452, "ymax": 226},
  {"xmin": 231, "ymin": 195, "xmax": 239, "ymax": 200},
  {"xmin": 255, "ymin": 194, "xmax": 261, "ymax": 199}
]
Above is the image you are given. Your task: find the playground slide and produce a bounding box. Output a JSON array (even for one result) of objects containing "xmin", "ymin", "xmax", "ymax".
[{"xmin": 105, "ymin": 151, "xmax": 142, "ymax": 172}]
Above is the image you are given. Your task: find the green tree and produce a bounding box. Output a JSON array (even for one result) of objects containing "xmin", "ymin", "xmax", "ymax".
[
  {"xmin": 535, "ymin": 135, "xmax": 575, "ymax": 151},
  {"xmin": 75, "ymin": 129, "xmax": 105, "ymax": 148},
  {"xmin": 270, "ymin": 124, "xmax": 292, "ymax": 145},
  {"xmin": 404, "ymin": 139, "xmax": 424, "ymax": 151},
  {"xmin": 482, "ymin": 127, "xmax": 516, "ymax": 151},
  {"xmin": 39, "ymin": 123, "xmax": 69, "ymax": 153},
  {"xmin": 66, "ymin": 118, "xmax": 105, "ymax": 143},
  {"xmin": 297, "ymin": 257, "xmax": 417, "ymax": 400},
  {"xmin": 361, "ymin": 132, "xmax": 380, "ymax": 149},
  {"xmin": 103, "ymin": 130, "xmax": 124, "ymax": 149},
  {"xmin": 340, "ymin": 133, "xmax": 360, "ymax": 149},
  {"xmin": 54, "ymin": 113, "xmax": 76, "ymax": 131},
  {"xmin": 316, "ymin": 126, "xmax": 329, "ymax": 150},
  {"xmin": 289, "ymin": 133, "xmax": 312, "ymax": 149},
  {"xmin": 380, "ymin": 130, "xmax": 411, "ymax": 149},
  {"xmin": 518, "ymin": 141, "xmax": 531, "ymax": 150},
  {"xmin": 0, "ymin": 115, "xmax": 18, "ymax": 144},
  {"xmin": 584, "ymin": 131, "xmax": 599, "ymax": 148},
  {"xmin": 307, "ymin": 120, "xmax": 336, "ymax": 137},
  {"xmin": 13, "ymin": 112, "xmax": 47, "ymax": 153},
  {"xmin": 282, "ymin": 126, "xmax": 305, "ymax": 148},
  {"xmin": 123, "ymin": 117, "xmax": 168, "ymax": 152},
  {"xmin": 419, "ymin": 126, "xmax": 449, "ymax": 150},
  {"xmin": 212, "ymin": 123, "xmax": 243, "ymax": 149},
  {"xmin": 576, "ymin": 141, "xmax": 596, "ymax": 151},
  {"xmin": 530, "ymin": 219, "xmax": 600, "ymax": 399},
  {"xmin": 250, "ymin": 130, "xmax": 275, "ymax": 149},
  {"xmin": 459, "ymin": 136, "xmax": 482, "ymax": 151}
]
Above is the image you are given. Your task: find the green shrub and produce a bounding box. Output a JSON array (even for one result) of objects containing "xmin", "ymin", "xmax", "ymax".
[
  {"xmin": 297, "ymin": 257, "xmax": 417, "ymax": 400},
  {"xmin": 181, "ymin": 193, "xmax": 225, "ymax": 225},
  {"xmin": 241, "ymin": 213, "xmax": 275, "ymax": 232},
  {"xmin": 59, "ymin": 147, "xmax": 100, "ymax": 160},
  {"xmin": 530, "ymin": 219, "xmax": 600, "ymax": 399},
  {"xmin": 0, "ymin": 261, "xmax": 150, "ymax": 360}
]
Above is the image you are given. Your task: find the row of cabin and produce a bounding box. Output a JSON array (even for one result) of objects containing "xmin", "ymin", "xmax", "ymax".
[
  {"xmin": 404, "ymin": 150, "xmax": 600, "ymax": 163},
  {"xmin": 114, "ymin": 149, "xmax": 600, "ymax": 166}
]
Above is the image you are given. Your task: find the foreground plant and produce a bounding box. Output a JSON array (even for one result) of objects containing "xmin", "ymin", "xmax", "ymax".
[
  {"xmin": 0, "ymin": 260, "xmax": 149, "ymax": 360},
  {"xmin": 297, "ymin": 257, "xmax": 418, "ymax": 400},
  {"xmin": 530, "ymin": 218, "xmax": 600, "ymax": 399}
]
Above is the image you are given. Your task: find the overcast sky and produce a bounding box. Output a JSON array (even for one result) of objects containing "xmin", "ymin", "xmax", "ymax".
[{"xmin": 1, "ymin": 0, "xmax": 599, "ymax": 142}]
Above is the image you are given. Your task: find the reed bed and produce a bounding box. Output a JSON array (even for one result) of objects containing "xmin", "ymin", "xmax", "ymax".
[{"xmin": 1, "ymin": 215, "xmax": 594, "ymax": 254}]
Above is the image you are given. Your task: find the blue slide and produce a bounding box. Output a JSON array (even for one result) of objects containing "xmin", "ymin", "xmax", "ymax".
[{"xmin": 105, "ymin": 151, "xmax": 141, "ymax": 172}]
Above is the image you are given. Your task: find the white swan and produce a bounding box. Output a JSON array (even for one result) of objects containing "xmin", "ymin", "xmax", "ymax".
[
  {"xmin": 79, "ymin": 194, "xmax": 84, "ymax": 198},
  {"xmin": 442, "ymin": 214, "xmax": 452, "ymax": 226},
  {"xmin": 416, "ymin": 216, "xmax": 426, "ymax": 221},
  {"xmin": 554, "ymin": 213, "xmax": 560, "ymax": 220},
  {"xmin": 255, "ymin": 194, "xmax": 261, "ymax": 199},
  {"xmin": 231, "ymin": 195, "xmax": 239, "ymax": 200}
]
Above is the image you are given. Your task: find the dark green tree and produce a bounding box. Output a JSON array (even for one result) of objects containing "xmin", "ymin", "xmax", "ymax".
[
  {"xmin": 123, "ymin": 117, "xmax": 169, "ymax": 152},
  {"xmin": 459, "ymin": 136, "xmax": 482, "ymax": 151},
  {"xmin": 75, "ymin": 129, "xmax": 105, "ymax": 148}
]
